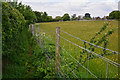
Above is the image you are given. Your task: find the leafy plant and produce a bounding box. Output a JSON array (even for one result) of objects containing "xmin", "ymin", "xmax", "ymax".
[
  {"xmin": 79, "ymin": 22, "xmax": 114, "ymax": 63},
  {"xmin": 2, "ymin": 2, "xmax": 26, "ymax": 56}
]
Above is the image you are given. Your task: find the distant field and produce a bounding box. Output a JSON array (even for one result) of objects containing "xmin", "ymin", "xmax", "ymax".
[{"xmin": 36, "ymin": 20, "xmax": 118, "ymax": 52}]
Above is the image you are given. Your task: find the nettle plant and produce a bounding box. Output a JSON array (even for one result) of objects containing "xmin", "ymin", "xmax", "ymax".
[{"xmin": 79, "ymin": 22, "xmax": 114, "ymax": 63}]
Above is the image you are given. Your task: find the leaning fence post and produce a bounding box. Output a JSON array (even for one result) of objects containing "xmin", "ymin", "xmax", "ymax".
[
  {"xmin": 39, "ymin": 26, "xmax": 41, "ymax": 47},
  {"xmin": 56, "ymin": 27, "xmax": 60, "ymax": 73}
]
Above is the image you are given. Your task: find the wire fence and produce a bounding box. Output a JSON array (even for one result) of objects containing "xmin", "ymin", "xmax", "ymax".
[
  {"xmin": 29, "ymin": 24, "xmax": 119, "ymax": 79},
  {"xmin": 61, "ymin": 30, "xmax": 119, "ymax": 54}
]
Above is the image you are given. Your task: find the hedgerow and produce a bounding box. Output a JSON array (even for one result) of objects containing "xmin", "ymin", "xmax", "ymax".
[{"xmin": 2, "ymin": 2, "xmax": 26, "ymax": 56}]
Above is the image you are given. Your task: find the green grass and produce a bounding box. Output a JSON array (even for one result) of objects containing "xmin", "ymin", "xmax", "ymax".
[
  {"xmin": 35, "ymin": 20, "xmax": 119, "ymax": 78},
  {"xmin": 36, "ymin": 20, "xmax": 118, "ymax": 51}
]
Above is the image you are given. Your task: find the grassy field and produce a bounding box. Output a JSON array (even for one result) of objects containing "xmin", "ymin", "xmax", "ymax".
[
  {"xmin": 36, "ymin": 20, "xmax": 118, "ymax": 51},
  {"xmin": 35, "ymin": 20, "xmax": 119, "ymax": 78}
]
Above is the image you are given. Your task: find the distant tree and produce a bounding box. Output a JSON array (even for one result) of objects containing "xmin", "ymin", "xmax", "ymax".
[
  {"xmin": 54, "ymin": 16, "xmax": 62, "ymax": 21},
  {"xmin": 47, "ymin": 16, "xmax": 53, "ymax": 22},
  {"xmin": 62, "ymin": 13, "xmax": 70, "ymax": 21},
  {"xmin": 85, "ymin": 13, "xmax": 91, "ymax": 18},
  {"xmin": 77, "ymin": 16, "xmax": 81, "ymax": 20},
  {"xmin": 34, "ymin": 11, "xmax": 43, "ymax": 22},
  {"xmin": 42, "ymin": 12, "xmax": 48, "ymax": 22},
  {"xmin": 83, "ymin": 13, "xmax": 92, "ymax": 20},
  {"xmin": 71, "ymin": 14, "xmax": 77, "ymax": 20},
  {"xmin": 96, "ymin": 17, "xmax": 101, "ymax": 20},
  {"xmin": 109, "ymin": 10, "xmax": 120, "ymax": 20},
  {"xmin": 34, "ymin": 11, "xmax": 53, "ymax": 22}
]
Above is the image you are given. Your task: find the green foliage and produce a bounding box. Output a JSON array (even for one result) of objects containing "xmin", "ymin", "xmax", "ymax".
[
  {"xmin": 9, "ymin": 2, "xmax": 17, "ymax": 8},
  {"xmin": 34, "ymin": 11, "xmax": 53, "ymax": 22},
  {"xmin": 47, "ymin": 16, "xmax": 53, "ymax": 22},
  {"xmin": 80, "ymin": 22, "xmax": 114, "ymax": 63},
  {"xmin": 109, "ymin": 10, "xmax": 120, "ymax": 20},
  {"xmin": 2, "ymin": 2, "xmax": 26, "ymax": 56},
  {"xmin": 83, "ymin": 16, "xmax": 92, "ymax": 20},
  {"xmin": 62, "ymin": 13, "xmax": 70, "ymax": 21},
  {"xmin": 42, "ymin": 12, "xmax": 48, "ymax": 22},
  {"xmin": 54, "ymin": 16, "xmax": 62, "ymax": 21},
  {"xmin": 2, "ymin": 27, "xmax": 32, "ymax": 78},
  {"xmin": 2, "ymin": 2, "xmax": 56, "ymax": 78},
  {"xmin": 71, "ymin": 14, "xmax": 77, "ymax": 21},
  {"xmin": 16, "ymin": 2, "xmax": 37, "ymax": 25},
  {"xmin": 37, "ymin": 21, "xmax": 118, "ymax": 78},
  {"xmin": 34, "ymin": 11, "xmax": 43, "ymax": 23},
  {"xmin": 83, "ymin": 13, "xmax": 92, "ymax": 20}
]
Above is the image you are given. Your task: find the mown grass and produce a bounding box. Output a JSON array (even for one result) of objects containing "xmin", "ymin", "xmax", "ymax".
[{"xmin": 35, "ymin": 20, "xmax": 119, "ymax": 78}]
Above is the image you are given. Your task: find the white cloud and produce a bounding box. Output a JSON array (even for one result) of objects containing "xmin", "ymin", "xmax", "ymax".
[{"xmin": 18, "ymin": 0, "xmax": 119, "ymax": 18}]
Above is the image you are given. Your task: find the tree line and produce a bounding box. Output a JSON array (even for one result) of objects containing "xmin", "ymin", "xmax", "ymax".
[
  {"xmin": 10, "ymin": 2, "xmax": 120, "ymax": 23},
  {"xmin": 35, "ymin": 11, "xmax": 120, "ymax": 22},
  {"xmin": 9, "ymin": 2, "xmax": 120, "ymax": 24}
]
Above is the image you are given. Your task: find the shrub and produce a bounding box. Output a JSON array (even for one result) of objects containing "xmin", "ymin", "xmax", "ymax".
[{"xmin": 2, "ymin": 2, "xmax": 26, "ymax": 56}]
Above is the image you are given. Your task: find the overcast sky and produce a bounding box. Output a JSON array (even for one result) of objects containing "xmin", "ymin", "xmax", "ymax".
[{"xmin": 18, "ymin": 0, "xmax": 120, "ymax": 18}]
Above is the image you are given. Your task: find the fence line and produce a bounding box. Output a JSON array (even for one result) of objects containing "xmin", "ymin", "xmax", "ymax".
[
  {"xmin": 61, "ymin": 30, "xmax": 119, "ymax": 54},
  {"xmin": 57, "ymin": 42, "xmax": 98, "ymax": 78},
  {"xmin": 58, "ymin": 34, "xmax": 119, "ymax": 67},
  {"xmin": 29, "ymin": 25, "xmax": 119, "ymax": 78}
]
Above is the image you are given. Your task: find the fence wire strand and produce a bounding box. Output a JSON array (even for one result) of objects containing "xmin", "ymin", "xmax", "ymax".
[
  {"xmin": 61, "ymin": 30, "xmax": 119, "ymax": 54},
  {"xmin": 57, "ymin": 42, "xmax": 98, "ymax": 78},
  {"xmin": 57, "ymin": 34, "xmax": 119, "ymax": 67},
  {"xmin": 59, "ymin": 53, "xmax": 78, "ymax": 78}
]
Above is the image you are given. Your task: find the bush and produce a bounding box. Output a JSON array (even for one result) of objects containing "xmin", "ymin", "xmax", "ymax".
[{"xmin": 2, "ymin": 2, "xmax": 26, "ymax": 56}]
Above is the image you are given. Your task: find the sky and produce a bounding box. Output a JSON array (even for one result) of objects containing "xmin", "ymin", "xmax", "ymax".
[{"xmin": 17, "ymin": 0, "xmax": 120, "ymax": 18}]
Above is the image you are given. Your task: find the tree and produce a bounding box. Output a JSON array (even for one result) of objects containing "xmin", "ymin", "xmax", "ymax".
[
  {"xmin": 47, "ymin": 16, "xmax": 53, "ymax": 22},
  {"xmin": 62, "ymin": 13, "xmax": 70, "ymax": 21},
  {"xmin": 54, "ymin": 16, "xmax": 62, "ymax": 21},
  {"xmin": 16, "ymin": 2, "xmax": 37, "ymax": 25},
  {"xmin": 34, "ymin": 11, "xmax": 42, "ymax": 23},
  {"xmin": 77, "ymin": 16, "xmax": 81, "ymax": 20},
  {"xmin": 34, "ymin": 11, "xmax": 53, "ymax": 22},
  {"xmin": 71, "ymin": 14, "xmax": 77, "ymax": 21},
  {"xmin": 83, "ymin": 13, "xmax": 92, "ymax": 20},
  {"xmin": 42, "ymin": 12, "xmax": 48, "ymax": 22},
  {"xmin": 96, "ymin": 17, "xmax": 101, "ymax": 20},
  {"xmin": 109, "ymin": 10, "xmax": 120, "ymax": 20}
]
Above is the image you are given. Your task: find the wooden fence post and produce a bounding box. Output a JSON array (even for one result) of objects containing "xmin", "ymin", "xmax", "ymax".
[
  {"xmin": 30, "ymin": 24, "xmax": 32, "ymax": 33},
  {"xmin": 32, "ymin": 24, "xmax": 34, "ymax": 35},
  {"xmin": 56, "ymin": 27, "xmax": 60, "ymax": 73},
  {"xmin": 39, "ymin": 26, "xmax": 41, "ymax": 47}
]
